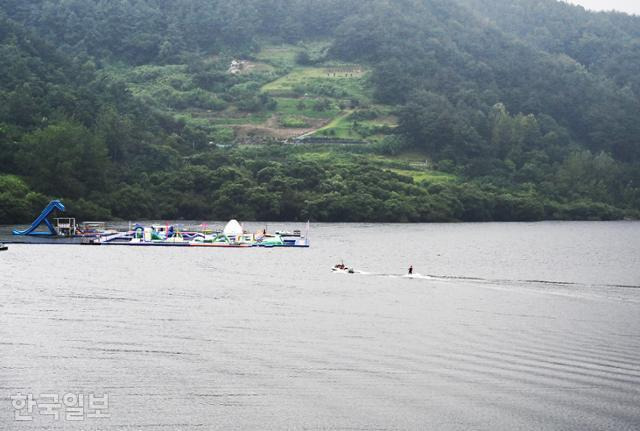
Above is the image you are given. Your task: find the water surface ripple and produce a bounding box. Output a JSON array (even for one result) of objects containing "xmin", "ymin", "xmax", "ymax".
[{"xmin": 1, "ymin": 221, "xmax": 639, "ymax": 430}]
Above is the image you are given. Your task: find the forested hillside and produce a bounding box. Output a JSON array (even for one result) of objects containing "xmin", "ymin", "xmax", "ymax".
[{"xmin": 1, "ymin": 0, "xmax": 639, "ymax": 223}]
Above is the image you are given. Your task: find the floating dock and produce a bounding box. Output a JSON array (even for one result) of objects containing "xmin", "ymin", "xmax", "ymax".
[
  {"xmin": 7, "ymin": 201, "xmax": 310, "ymax": 248},
  {"xmin": 7, "ymin": 203, "xmax": 310, "ymax": 248},
  {"xmin": 90, "ymin": 220, "xmax": 310, "ymax": 248}
]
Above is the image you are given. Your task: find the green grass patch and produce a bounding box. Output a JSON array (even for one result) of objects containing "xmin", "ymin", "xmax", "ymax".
[
  {"xmin": 311, "ymin": 111, "xmax": 395, "ymax": 141},
  {"xmin": 255, "ymin": 44, "xmax": 302, "ymax": 68},
  {"xmin": 387, "ymin": 168, "xmax": 456, "ymax": 184},
  {"xmin": 262, "ymin": 66, "xmax": 369, "ymax": 100},
  {"xmin": 263, "ymin": 67, "xmax": 366, "ymax": 90},
  {"xmin": 274, "ymin": 97, "xmax": 339, "ymax": 119},
  {"xmin": 312, "ymin": 111, "xmax": 361, "ymax": 139},
  {"xmin": 280, "ymin": 116, "xmax": 310, "ymax": 128},
  {"xmin": 288, "ymin": 150, "xmax": 455, "ymax": 185},
  {"xmin": 255, "ymin": 41, "xmax": 342, "ymax": 68}
]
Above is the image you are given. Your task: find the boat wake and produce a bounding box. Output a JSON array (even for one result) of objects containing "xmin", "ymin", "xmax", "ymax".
[
  {"xmin": 403, "ymin": 273, "xmax": 432, "ymax": 280},
  {"xmin": 334, "ymin": 270, "xmax": 433, "ymax": 279},
  {"xmin": 335, "ymin": 268, "xmax": 640, "ymax": 301},
  {"xmin": 432, "ymin": 274, "xmax": 640, "ymax": 291}
]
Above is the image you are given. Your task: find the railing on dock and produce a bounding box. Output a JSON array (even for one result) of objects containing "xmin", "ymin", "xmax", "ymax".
[{"xmin": 54, "ymin": 218, "xmax": 76, "ymax": 237}]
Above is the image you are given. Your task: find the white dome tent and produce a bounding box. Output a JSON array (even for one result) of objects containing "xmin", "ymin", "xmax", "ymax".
[{"xmin": 223, "ymin": 219, "xmax": 243, "ymax": 237}]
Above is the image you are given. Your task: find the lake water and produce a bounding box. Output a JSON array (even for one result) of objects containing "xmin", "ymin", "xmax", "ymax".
[{"xmin": 1, "ymin": 221, "xmax": 640, "ymax": 430}]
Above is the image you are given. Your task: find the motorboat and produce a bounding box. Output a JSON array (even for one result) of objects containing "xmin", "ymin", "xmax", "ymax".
[{"xmin": 332, "ymin": 264, "xmax": 355, "ymax": 274}]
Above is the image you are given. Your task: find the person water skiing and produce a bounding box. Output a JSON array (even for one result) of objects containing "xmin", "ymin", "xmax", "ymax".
[{"xmin": 408, "ymin": 265, "xmax": 413, "ymax": 275}]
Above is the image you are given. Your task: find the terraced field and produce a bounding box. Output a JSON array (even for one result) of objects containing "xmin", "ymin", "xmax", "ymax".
[
  {"xmin": 261, "ymin": 66, "xmax": 367, "ymax": 95},
  {"xmin": 108, "ymin": 43, "xmax": 398, "ymax": 144}
]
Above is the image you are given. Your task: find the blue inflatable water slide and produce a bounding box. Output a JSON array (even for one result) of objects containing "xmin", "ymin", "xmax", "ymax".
[{"xmin": 12, "ymin": 200, "xmax": 65, "ymax": 236}]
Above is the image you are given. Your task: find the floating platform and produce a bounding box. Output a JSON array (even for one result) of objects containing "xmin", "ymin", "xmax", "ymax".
[
  {"xmin": 92, "ymin": 239, "xmax": 309, "ymax": 248},
  {"xmin": 4, "ymin": 237, "xmax": 310, "ymax": 248},
  {"xmin": 8, "ymin": 215, "xmax": 311, "ymax": 248},
  {"xmin": 88, "ymin": 220, "xmax": 311, "ymax": 248}
]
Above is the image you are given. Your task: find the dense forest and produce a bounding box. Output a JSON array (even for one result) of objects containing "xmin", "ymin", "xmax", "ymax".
[{"xmin": 1, "ymin": 0, "xmax": 639, "ymax": 223}]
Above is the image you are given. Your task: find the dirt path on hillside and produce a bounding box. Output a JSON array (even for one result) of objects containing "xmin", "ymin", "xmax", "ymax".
[{"xmin": 234, "ymin": 115, "xmax": 331, "ymax": 140}]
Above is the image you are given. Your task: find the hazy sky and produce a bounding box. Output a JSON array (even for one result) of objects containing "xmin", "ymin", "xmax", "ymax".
[{"xmin": 566, "ymin": 0, "xmax": 640, "ymax": 15}]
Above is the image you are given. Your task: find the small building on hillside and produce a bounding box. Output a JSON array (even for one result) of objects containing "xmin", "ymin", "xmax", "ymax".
[{"xmin": 228, "ymin": 59, "xmax": 248, "ymax": 74}]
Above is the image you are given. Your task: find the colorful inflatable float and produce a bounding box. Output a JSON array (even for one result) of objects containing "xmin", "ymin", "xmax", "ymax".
[
  {"xmin": 91, "ymin": 220, "xmax": 310, "ymax": 248},
  {"xmin": 10, "ymin": 201, "xmax": 310, "ymax": 248}
]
